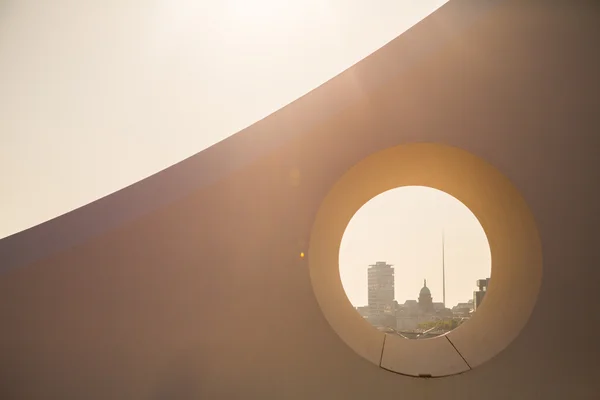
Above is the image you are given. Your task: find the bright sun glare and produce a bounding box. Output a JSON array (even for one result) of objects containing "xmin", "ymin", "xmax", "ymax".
[
  {"xmin": 1, "ymin": 1, "xmax": 450, "ymax": 239},
  {"xmin": 227, "ymin": 0, "xmax": 282, "ymax": 19}
]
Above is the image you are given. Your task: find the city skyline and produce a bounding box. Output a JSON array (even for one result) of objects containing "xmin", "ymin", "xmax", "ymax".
[{"xmin": 339, "ymin": 186, "xmax": 491, "ymax": 308}]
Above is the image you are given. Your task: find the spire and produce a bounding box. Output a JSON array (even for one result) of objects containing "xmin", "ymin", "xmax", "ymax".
[
  {"xmin": 442, "ymin": 230, "xmax": 446, "ymax": 308},
  {"xmin": 424, "ymin": 279, "xmax": 427, "ymax": 287}
]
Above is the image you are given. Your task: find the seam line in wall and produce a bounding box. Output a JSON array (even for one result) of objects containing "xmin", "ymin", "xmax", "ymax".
[
  {"xmin": 446, "ymin": 335, "xmax": 472, "ymax": 370},
  {"xmin": 379, "ymin": 334, "xmax": 387, "ymax": 367}
]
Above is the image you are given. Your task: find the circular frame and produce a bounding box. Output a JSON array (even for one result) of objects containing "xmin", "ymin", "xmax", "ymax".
[{"xmin": 308, "ymin": 143, "xmax": 542, "ymax": 377}]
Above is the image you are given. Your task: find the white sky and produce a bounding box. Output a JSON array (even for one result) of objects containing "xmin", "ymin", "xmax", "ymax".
[
  {"xmin": 0, "ymin": 0, "xmax": 449, "ymax": 240},
  {"xmin": 340, "ymin": 186, "xmax": 491, "ymax": 308}
]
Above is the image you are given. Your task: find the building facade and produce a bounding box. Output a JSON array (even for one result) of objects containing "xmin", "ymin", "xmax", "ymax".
[
  {"xmin": 367, "ymin": 261, "xmax": 396, "ymax": 328},
  {"xmin": 473, "ymin": 278, "xmax": 490, "ymax": 310}
]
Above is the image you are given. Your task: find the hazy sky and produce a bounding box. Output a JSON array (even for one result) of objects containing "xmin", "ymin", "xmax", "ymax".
[
  {"xmin": 0, "ymin": 0, "xmax": 449, "ymax": 240},
  {"xmin": 340, "ymin": 186, "xmax": 491, "ymax": 308}
]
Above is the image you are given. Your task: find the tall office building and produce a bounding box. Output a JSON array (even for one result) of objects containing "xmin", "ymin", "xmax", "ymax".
[{"xmin": 367, "ymin": 261, "xmax": 395, "ymax": 328}]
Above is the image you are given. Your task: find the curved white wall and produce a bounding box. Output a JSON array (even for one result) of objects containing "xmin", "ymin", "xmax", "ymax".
[{"xmin": 0, "ymin": 0, "xmax": 598, "ymax": 398}]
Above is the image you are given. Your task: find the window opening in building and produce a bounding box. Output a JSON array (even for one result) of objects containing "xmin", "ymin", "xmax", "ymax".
[{"xmin": 339, "ymin": 186, "xmax": 491, "ymax": 339}]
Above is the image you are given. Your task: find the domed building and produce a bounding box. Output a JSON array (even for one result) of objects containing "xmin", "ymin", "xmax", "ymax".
[
  {"xmin": 395, "ymin": 278, "xmax": 453, "ymax": 331},
  {"xmin": 418, "ymin": 279, "xmax": 434, "ymax": 313}
]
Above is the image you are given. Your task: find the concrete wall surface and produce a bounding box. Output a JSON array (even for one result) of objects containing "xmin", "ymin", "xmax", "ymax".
[{"xmin": 0, "ymin": 0, "xmax": 599, "ymax": 398}]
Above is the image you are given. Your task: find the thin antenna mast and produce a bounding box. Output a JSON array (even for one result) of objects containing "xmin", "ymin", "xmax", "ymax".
[{"xmin": 442, "ymin": 230, "xmax": 446, "ymax": 308}]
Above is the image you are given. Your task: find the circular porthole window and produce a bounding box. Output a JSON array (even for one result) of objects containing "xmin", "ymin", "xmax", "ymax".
[
  {"xmin": 339, "ymin": 186, "xmax": 491, "ymax": 341},
  {"xmin": 308, "ymin": 143, "xmax": 542, "ymax": 377}
]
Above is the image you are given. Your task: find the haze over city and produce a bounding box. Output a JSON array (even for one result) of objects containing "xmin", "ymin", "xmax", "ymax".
[{"xmin": 340, "ymin": 186, "xmax": 491, "ymax": 309}]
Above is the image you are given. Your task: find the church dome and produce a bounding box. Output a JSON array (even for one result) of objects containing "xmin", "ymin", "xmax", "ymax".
[{"xmin": 419, "ymin": 279, "xmax": 431, "ymax": 296}]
